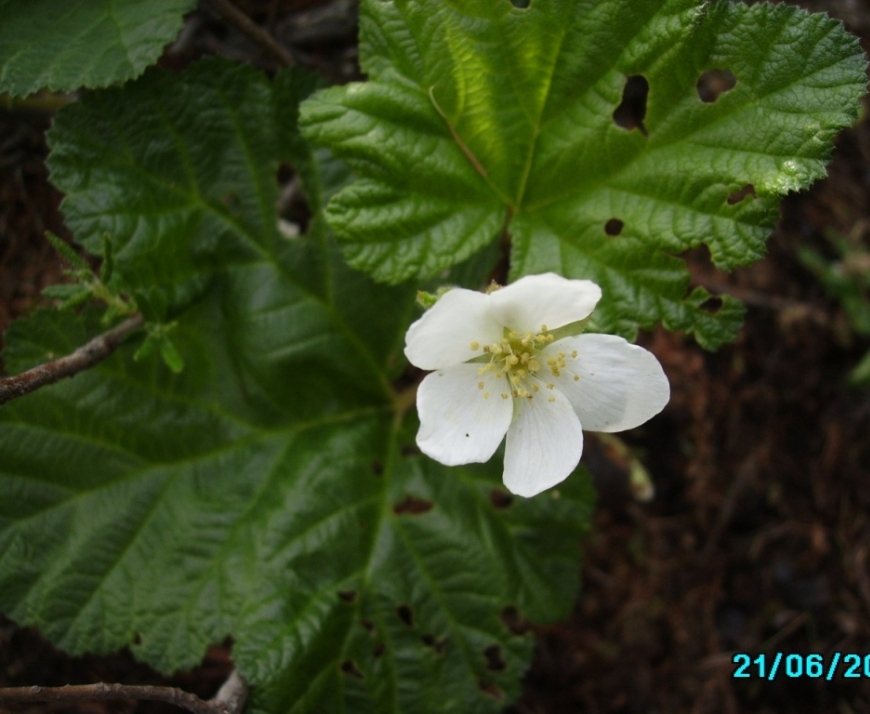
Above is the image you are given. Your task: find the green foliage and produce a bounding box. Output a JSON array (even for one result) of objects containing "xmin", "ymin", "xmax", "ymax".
[
  {"xmin": 0, "ymin": 59, "xmax": 595, "ymax": 713},
  {"xmin": 0, "ymin": 0, "xmax": 196, "ymax": 96},
  {"xmin": 799, "ymin": 231, "xmax": 870, "ymax": 386},
  {"xmin": 300, "ymin": 0, "xmax": 867, "ymax": 348}
]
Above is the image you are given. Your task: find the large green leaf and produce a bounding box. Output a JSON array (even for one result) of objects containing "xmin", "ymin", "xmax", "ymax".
[
  {"xmin": 300, "ymin": 0, "xmax": 867, "ymax": 348},
  {"xmin": 0, "ymin": 0, "xmax": 196, "ymax": 96},
  {"xmin": 0, "ymin": 59, "xmax": 594, "ymax": 713}
]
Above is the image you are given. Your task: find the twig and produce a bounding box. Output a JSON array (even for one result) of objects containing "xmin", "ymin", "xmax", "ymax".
[
  {"xmin": 0, "ymin": 669, "xmax": 247, "ymax": 714},
  {"xmin": 207, "ymin": 0, "xmax": 295, "ymax": 66},
  {"xmin": 0, "ymin": 313, "xmax": 145, "ymax": 406}
]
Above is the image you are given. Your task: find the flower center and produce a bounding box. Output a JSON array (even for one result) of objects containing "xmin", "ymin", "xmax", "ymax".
[{"xmin": 468, "ymin": 326, "xmax": 580, "ymax": 402}]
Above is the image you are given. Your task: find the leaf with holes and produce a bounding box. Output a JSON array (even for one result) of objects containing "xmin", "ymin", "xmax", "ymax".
[
  {"xmin": 300, "ymin": 0, "xmax": 867, "ymax": 348},
  {"xmin": 0, "ymin": 58, "xmax": 595, "ymax": 713},
  {"xmin": 0, "ymin": 0, "xmax": 196, "ymax": 96}
]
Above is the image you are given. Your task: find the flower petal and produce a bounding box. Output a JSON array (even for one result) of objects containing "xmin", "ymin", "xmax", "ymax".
[
  {"xmin": 405, "ymin": 288, "xmax": 504, "ymax": 370},
  {"xmin": 416, "ymin": 364, "xmax": 513, "ymax": 466},
  {"xmin": 503, "ymin": 378, "xmax": 584, "ymax": 497},
  {"xmin": 489, "ymin": 273, "xmax": 601, "ymax": 335},
  {"xmin": 543, "ymin": 334, "xmax": 670, "ymax": 432}
]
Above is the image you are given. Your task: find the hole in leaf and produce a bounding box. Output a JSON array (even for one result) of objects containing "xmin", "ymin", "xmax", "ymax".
[
  {"xmin": 393, "ymin": 495, "xmax": 434, "ymax": 515},
  {"xmin": 483, "ymin": 644, "xmax": 507, "ymax": 671},
  {"xmin": 489, "ymin": 489, "xmax": 514, "ymax": 510},
  {"xmin": 501, "ymin": 606, "xmax": 531, "ymax": 635},
  {"xmin": 361, "ymin": 619, "xmax": 376, "ymax": 634},
  {"xmin": 400, "ymin": 444, "xmax": 421, "ymax": 457},
  {"xmin": 373, "ymin": 643, "xmax": 386, "ymax": 658},
  {"xmin": 340, "ymin": 659, "xmax": 365, "ymax": 680},
  {"xmin": 612, "ymin": 75, "xmax": 649, "ymax": 136},
  {"xmin": 727, "ymin": 183, "xmax": 757, "ymax": 205},
  {"xmin": 510, "ymin": 0, "xmax": 530, "ymax": 7},
  {"xmin": 477, "ymin": 678, "xmax": 505, "ymax": 701},
  {"xmin": 604, "ymin": 218, "xmax": 624, "ymax": 236},
  {"xmin": 699, "ymin": 296, "xmax": 723, "ymax": 314},
  {"xmin": 338, "ymin": 590, "xmax": 357, "ymax": 603},
  {"xmin": 371, "ymin": 460, "xmax": 384, "ymax": 476},
  {"xmin": 697, "ymin": 69, "xmax": 737, "ymax": 103},
  {"xmin": 396, "ymin": 604, "xmax": 414, "ymax": 627},
  {"xmin": 422, "ymin": 634, "xmax": 448, "ymax": 655}
]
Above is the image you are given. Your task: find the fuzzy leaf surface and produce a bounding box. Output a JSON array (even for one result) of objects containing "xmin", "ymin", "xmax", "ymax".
[
  {"xmin": 0, "ymin": 0, "xmax": 196, "ymax": 96},
  {"xmin": 300, "ymin": 0, "xmax": 867, "ymax": 347},
  {"xmin": 0, "ymin": 59, "xmax": 594, "ymax": 714}
]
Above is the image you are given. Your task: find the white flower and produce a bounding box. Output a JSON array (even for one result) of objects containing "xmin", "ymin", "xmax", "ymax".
[{"xmin": 404, "ymin": 273, "xmax": 670, "ymax": 497}]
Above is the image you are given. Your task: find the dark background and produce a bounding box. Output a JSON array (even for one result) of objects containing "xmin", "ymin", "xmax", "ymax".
[{"xmin": 2, "ymin": 1, "xmax": 870, "ymax": 712}]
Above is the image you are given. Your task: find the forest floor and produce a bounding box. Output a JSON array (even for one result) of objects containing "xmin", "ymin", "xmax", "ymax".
[{"xmin": 2, "ymin": 1, "xmax": 870, "ymax": 713}]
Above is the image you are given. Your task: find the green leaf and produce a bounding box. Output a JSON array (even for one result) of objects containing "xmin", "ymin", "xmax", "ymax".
[
  {"xmin": 44, "ymin": 231, "xmax": 89, "ymax": 272},
  {"xmin": 158, "ymin": 336, "xmax": 184, "ymax": 373},
  {"xmin": 0, "ymin": 58, "xmax": 595, "ymax": 713},
  {"xmin": 0, "ymin": 0, "xmax": 196, "ymax": 96},
  {"xmin": 300, "ymin": 0, "xmax": 867, "ymax": 348}
]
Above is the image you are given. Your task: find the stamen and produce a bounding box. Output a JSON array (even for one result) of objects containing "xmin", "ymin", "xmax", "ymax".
[
  {"xmin": 546, "ymin": 383, "xmax": 554, "ymax": 390},
  {"xmin": 548, "ymin": 396, "xmax": 556, "ymax": 403},
  {"xmin": 571, "ymin": 350, "xmax": 578, "ymax": 358},
  {"xmin": 501, "ymin": 393, "xmax": 509, "ymax": 399},
  {"xmin": 470, "ymin": 341, "xmax": 480, "ymax": 350},
  {"xmin": 478, "ymin": 382, "xmax": 484, "ymax": 389},
  {"xmin": 532, "ymin": 384, "xmax": 540, "ymax": 392},
  {"xmin": 483, "ymin": 392, "xmax": 490, "ymax": 399},
  {"xmin": 573, "ymin": 375, "xmax": 580, "ymax": 381},
  {"xmin": 528, "ymin": 359, "xmax": 540, "ymax": 372}
]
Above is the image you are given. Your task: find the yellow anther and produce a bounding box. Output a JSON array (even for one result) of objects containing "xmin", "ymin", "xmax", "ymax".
[
  {"xmin": 483, "ymin": 392, "xmax": 490, "ymax": 399},
  {"xmin": 501, "ymin": 393, "xmax": 509, "ymax": 399},
  {"xmin": 547, "ymin": 334, "xmax": 555, "ymax": 343},
  {"xmin": 571, "ymin": 350, "xmax": 578, "ymax": 358},
  {"xmin": 532, "ymin": 384, "xmax": 540, "ymax": 392},
  {"xmin": 541, "ymin": 324, "xmax": 548, "ymax": 332},
  {"xmin": 547, "ymin": 383, "xmax": 555, "ymax": 390},
  {"xmin": 507, "ymin": 355, "xmax": 519, "ymax": 365},
  {"xmin": 516, "ymin": 369, "xmax": 527, "ymax": 378},
  {"xmin": 511, "ymin": 390, "xmax": 518, "ymax": 398},
  {"xmin": 509, "ymin": 331, "xmax": 518, "ymax": 339},
  {"xmin": 491, "ymin": 344, "xmax": 502, "ymax": 354},
  {"xmin": 478, "ymin": 381, "xmax": 484, "ymax": 389},
  {"xmin": 552, "ymin": 369, "xmax": 561, "ymax": 377},
  {"xmin": 528, "ymin": 359, "xmax": 540, "ymax": 372},
  {"xmin": 548, "ymin": 396, "xmax": 556, "ymax": 403},
  {"xmin": 494, "ymin": 371, "xmax": 503, "ymax": 379},
  {"xmin": 520, "ymin": 353, "xmax": 529, "ymax": 364},
  {"xmin": 510, "ymin": 375, "xmax": 520, "ymax": 385},
  {"xmin": 470, "ymin": 341, "xmax": 480, "ymax": 350},
  {"xmin": 573, "ymin": 375, "xmax": 580, "ymax": 381}
]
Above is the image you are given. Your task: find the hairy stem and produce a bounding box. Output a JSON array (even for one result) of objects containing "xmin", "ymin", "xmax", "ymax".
[
  {"xmin": 0, "ymin": 313, "xmax": 145, "ymax": 406},
  {"xmin": 207, "ymin": 0, "xmax": 295, "ymax": 66},
  {"xmin": 0, "ymin": 669, "xmax": 247, "ymax": 714}
]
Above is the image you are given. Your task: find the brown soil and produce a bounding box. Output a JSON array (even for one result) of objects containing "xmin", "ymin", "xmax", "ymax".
[{"xmin": 3, "ymin": 1, "xmax": 870, "ymax": 713}]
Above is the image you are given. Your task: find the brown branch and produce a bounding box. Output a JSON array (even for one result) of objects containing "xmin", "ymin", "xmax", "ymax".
[
  {"xmin": 0, "ymin": 669, "xmax": 247, "ymax": 714},
  {"xmin": 0, "ymin": 314, "xmax": 145, "ymax": 406},
  {"xmin": 207, "ymin": 0, "xmax": 295, "ymax": 66}
]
